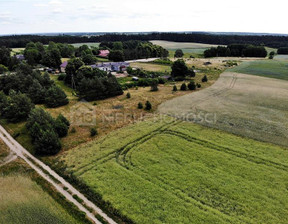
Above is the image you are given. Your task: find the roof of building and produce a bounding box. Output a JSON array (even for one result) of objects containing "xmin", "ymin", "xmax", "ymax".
[
  {"xmin": 16, "ymin": 54, "xmax": 25, "ymax": 60},
  {"xmin": 60, "ymin": 61, "xmax": 68, "ymax": 68},
  {"xmin": 98, "ymin": 50, "xmax": 110, "ymax": 57}
]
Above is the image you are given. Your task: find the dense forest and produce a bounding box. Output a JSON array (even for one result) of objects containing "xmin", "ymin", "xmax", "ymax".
[
  {"xmin": 100, "ymin": 40, "xmax": 169, "ymax": 61},
  {"xmin": 204, "ymin": 44, "xmax": 268, "ymax": 58},
  {"xmin": 277, "ymin": 47, "xmax": 288, "ymax": 54},
  {"xmin": 1, "ymin": 33, "xmax": 288, "ymax": 48}
]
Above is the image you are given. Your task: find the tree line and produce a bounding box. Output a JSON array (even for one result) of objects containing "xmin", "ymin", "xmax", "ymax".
[
  {"xmin": 100, "ymin": 40, "xmax": 169, "ymax": 61},
  {"xmin": 277, "ymin": 47, "xmax": 288, "ymax": 54},
  {"xmin": 1, "ymin": 33, "xmax": 288, "ymax": 48},
  {"xmin": 204, "ymin": 45, "xmax": 267, "ymax": 58},
  {"xmin": 0, "ymin": 63, "xmax": 69, "ymax": 108},
  {"xmin": 63, "ymin": 58, "xmax": 123, "ymax": 101}
]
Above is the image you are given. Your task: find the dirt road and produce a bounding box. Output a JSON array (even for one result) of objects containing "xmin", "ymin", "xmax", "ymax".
[{"xmin": 0, "ymin": 125, "xmax": 117, "ymax": 224}]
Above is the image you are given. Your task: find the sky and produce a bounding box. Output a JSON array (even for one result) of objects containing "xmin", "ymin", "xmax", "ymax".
[{"xmin": 0, "ymin": 0, "xmax": 287, "ymax": 35}]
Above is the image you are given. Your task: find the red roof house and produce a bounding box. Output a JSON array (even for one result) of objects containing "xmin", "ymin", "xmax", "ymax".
[{"xmin": 98, "ymin": 50, "xmax": 110, "ymax": 58}]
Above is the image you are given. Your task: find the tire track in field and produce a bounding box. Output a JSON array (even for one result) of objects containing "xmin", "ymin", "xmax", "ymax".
[
  {"xmin": 163, "ymin": 130, "xmax": 288, "ymax": 171},
  {"xmin": 75, "ymin": 120, "xmax": 181, "ymax": 176},
  {"xmin": 189, "ymin": 73, "xmax": 238, "ymax": 111}
]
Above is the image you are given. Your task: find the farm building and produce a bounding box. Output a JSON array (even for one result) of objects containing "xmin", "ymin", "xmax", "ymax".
[
  {"xmin": 91, "ymin": 62, "xmax": 130, "ymax": 72},
  {"xmin": 98, "ymin": 50, "xmax": 110, "ymax": 58},
  {"xmin": 60, "ymin": 61, "xmax": 68, "ymax": 73},
  {"xmin": 16, "ymin": 54, "xmax": 25, "ymax": 61}
]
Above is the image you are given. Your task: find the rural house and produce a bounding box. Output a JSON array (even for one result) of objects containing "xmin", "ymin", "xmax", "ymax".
[
  {"xmin": 98, "ymin": 50, "xmax": 110, "ymax": 58},
  {"xmin": 60, "ymin": 61, "xmax": 68, "ymax": 73},
  {"xmin": 91, "ymin": 62, "xmax": 130, "ymax": 72}
]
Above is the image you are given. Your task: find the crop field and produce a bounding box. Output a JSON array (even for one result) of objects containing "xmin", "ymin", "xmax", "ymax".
[
  {"xmin": 62, "ymin": 118, "xmax": 288, "ymax": 224},
  {"xmin": 159, "ymin": 72, "xmax": 288, "ymax": 147},
  {"xmin": 130, "ymin": 62, "xmax": 172, "ymax": 72},
  {"xmin": 150, "ymin": 40, "xmax": 220, "ymax": 50},
  {"xmin": 70, "ymin": 42, "xmax": 100, "ymax": 48},
  {"xmin": 229, "ymin": 59, "xmax": 288, "ymax": 80},
  {"xmin": 274, "ymin": 54, "xmax": 288, "ymax": 60},
  {"xmin": 0, "ymin": 161, "xmax": 82, "ymax": 224},
  {"xmin": 151, "ymin": 40, "xmax": 222, "ymax": 58}
]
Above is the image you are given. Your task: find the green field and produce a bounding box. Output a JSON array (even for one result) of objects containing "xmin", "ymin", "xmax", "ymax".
[
  {"xmin": 159, "ymin": 72, "xmax": 288, "ymax": 147},
  {"xmin": 229, "ymin": 59, "xmax": 288, "ymax": 80},
  {"xmin": 70, "ymin": 42, "xmax": 100, "ymax": 48},
  {"xmin": 62, "ymin": 118, "xmax": 288, "ymax": 224},
  {"xmin": 150, "ymin": 40, "xmax": 222, "ymax": 58},
  {"xmin": 0, "ymin": 164, "xmax": 82, "ymax": 224}
]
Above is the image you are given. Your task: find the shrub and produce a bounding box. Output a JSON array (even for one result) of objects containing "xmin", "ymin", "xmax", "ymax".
[
  {"xmin": 180, "ymin": 83, "xmax": 187, "ymax": 91},
  {"xmin": 197, "ymin": 83, "xmax": 201, "ymax": 88},
  {"xmin": 138, "ymin": 102, "xmax": 143, "ymax": 109},
  {"xmin": 171, "ymin": 59, "xmax": 188, "ymax": 78},
  {"xmin": 188, "ymin": 81, "xmax": 196, "ymax": 90},
  {"xmin": 0, "ymin": 64, "xmax": 8, "ymax": 74},
  {"xmin": 202, "ymin": 75, "xmax": 208, "ymax": 82},
  {"xmin": 174, "ymin": 49, "xmax": 184, "ymax": 58},
  {"xmin": 126, "ymin": 92, "xmax": 131, "ymax": 99},
  {"xmin": 150, "ymin": 79, "xmax": 159, "ymax": 92},
  {"xmin": 90, "ymin": 128, "xmax": 98, "ymax": 137},
  {"xmin": 54, "ymin": 114, "xmax": 70, "ymax": 138},
  {"xmin": 58, "ymin": 73, "xmax": 66, "ymax": 81},
  {"xmin": 173, "ymin": 85, "xmax": 178, "ymax": 92},
  {"xmin": 45, "ymin": 85, "xmax": 69, "ymax": 108},
  {"xmin": 26, "ymin": 108, "xmax": 62, "ymax": 155},
  {"xmin": 71, "ymin": 127, "xmax": 76, "ymax": 133},
  {"xmin": 145, "ymin": 101, "xmax": 152, "ymax": 111},
  {"xmin": 4, "ymin": 92, "xmax": 35, "ymax": 122},
  {"xmin": 158, "ymin": 78, "xmax": 166, "ymax": 84}
]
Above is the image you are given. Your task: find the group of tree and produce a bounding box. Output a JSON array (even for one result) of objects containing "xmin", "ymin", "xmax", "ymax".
[
  {"xmin": 63, "ymin": 58, "xmax": 123, "ymax": 101},
  {"xmin": 23, "ymin": 42, "xmax": 100, "ymax": 68},
  {"xmin": 26, "ymin": 108, "xmax": 70, "ymax": 155},
  {"xmin": 277, "ymin": 47, "xmax": 288, "ymax": 54},
  {"xmin": 0, "ymin": 46, "xmax": 20, "ymax": 72},
  {"xmin": 204, "ymin": 44, "xmax": 267, "ymax": 58},
  {"xmin": 100, "ymin": 40, "xmax": 169, "ymax": 61},
  {"xmin": 2, "ymin": 33, "xmax": 288, "ymax": 49},
  {"xmin": 0, "ymin": 63, "xmax": 69, "ymax": 108},
  {"xmin": 174, "ymin": 49, "xmax": 184, "ymax": 58},
  {"xmin": 24, "ymin": 42, "xmax": 62, "ymax": 68},
  {"xmin": 171, "ymin": 59, "xmax": 195, "ymax": 79},
  {"xmin": 0, "ymin": 90, "xmax": 34, "ymax": 122},
  {"xmin": 138, "ymin": 101, "xmax": 152, "ymax": 110}
]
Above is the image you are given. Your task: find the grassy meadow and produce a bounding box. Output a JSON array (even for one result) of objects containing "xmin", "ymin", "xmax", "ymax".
[
  {"xmin": 0, "ymin": 175, "xmax": 81, "ymax": 224},
  {"xmin": 61, "ymin": 118, "xmax": 288, "ymax": 224},
  {"xmin": 130, "ymin": 62, "xmax": 172, "ymax": 72},
  {"xmin": 0, "ymin": 159, "xmax": 85, "ymax": 224},
  {"xmin": 150, "ymin": 40, "xmax": 222, "ymax": 58},
  {"xmin": 159, "ymin": 72, "xmax": 288, "ymax": 147},
  {"xmin": 0, "ymin": 139, "xmax": 9, "ymax": 159},
  {"xmin": 70, "ymin": 42, "xmax": 100, "ymax": 48},
  {"xmin": 229, "ymin": 59, "xmax": 288, "ymax": 80}
]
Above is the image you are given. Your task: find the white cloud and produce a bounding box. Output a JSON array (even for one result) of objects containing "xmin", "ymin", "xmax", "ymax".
[
  {"xmin": 53, "ymin": 8, "xmax": 63, "ymax": 14},
  {"xmin": 33, "ymin": 3, "xmax": 48, "ymax": 7},
  {"xmin": 49, "ymin": 0, "xmax": 63, "ymax": 6}
]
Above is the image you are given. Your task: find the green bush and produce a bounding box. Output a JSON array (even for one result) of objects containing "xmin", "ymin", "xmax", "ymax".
[
  {"xmin": 145, "ymin": 101, "xmax": 152, "ymax": 111},
  {"xmin": 45, "ymin": 85, "xmax": 69, "ymax": 108},
  {"xmin": 173, "ymin": 85, "xmax": 178, "ymax": 92},
  {"xmin": 180, "ymin": 83, "xmax": 187, "ymax": 91},
  {"xmin": 126, "ymin": 92, "xmax": 131, "ymax": 99},
  {"xmin": 188, "ymin": 81, "xmax": 196, "ymax": 90},
  {"xmin": 202, "ymin": 75, "xmax": 208, "ymax": 83},
  {"xmin": 57, "ymin": 73, "xmax": 66, "ymax": 81},
  {"xmin": 138, "ymin": 102, "xmax": 143, "ymax": 109},
  {"xmin": 90, "ymin": 128, "xmax": 98, "ymax": 137}
]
